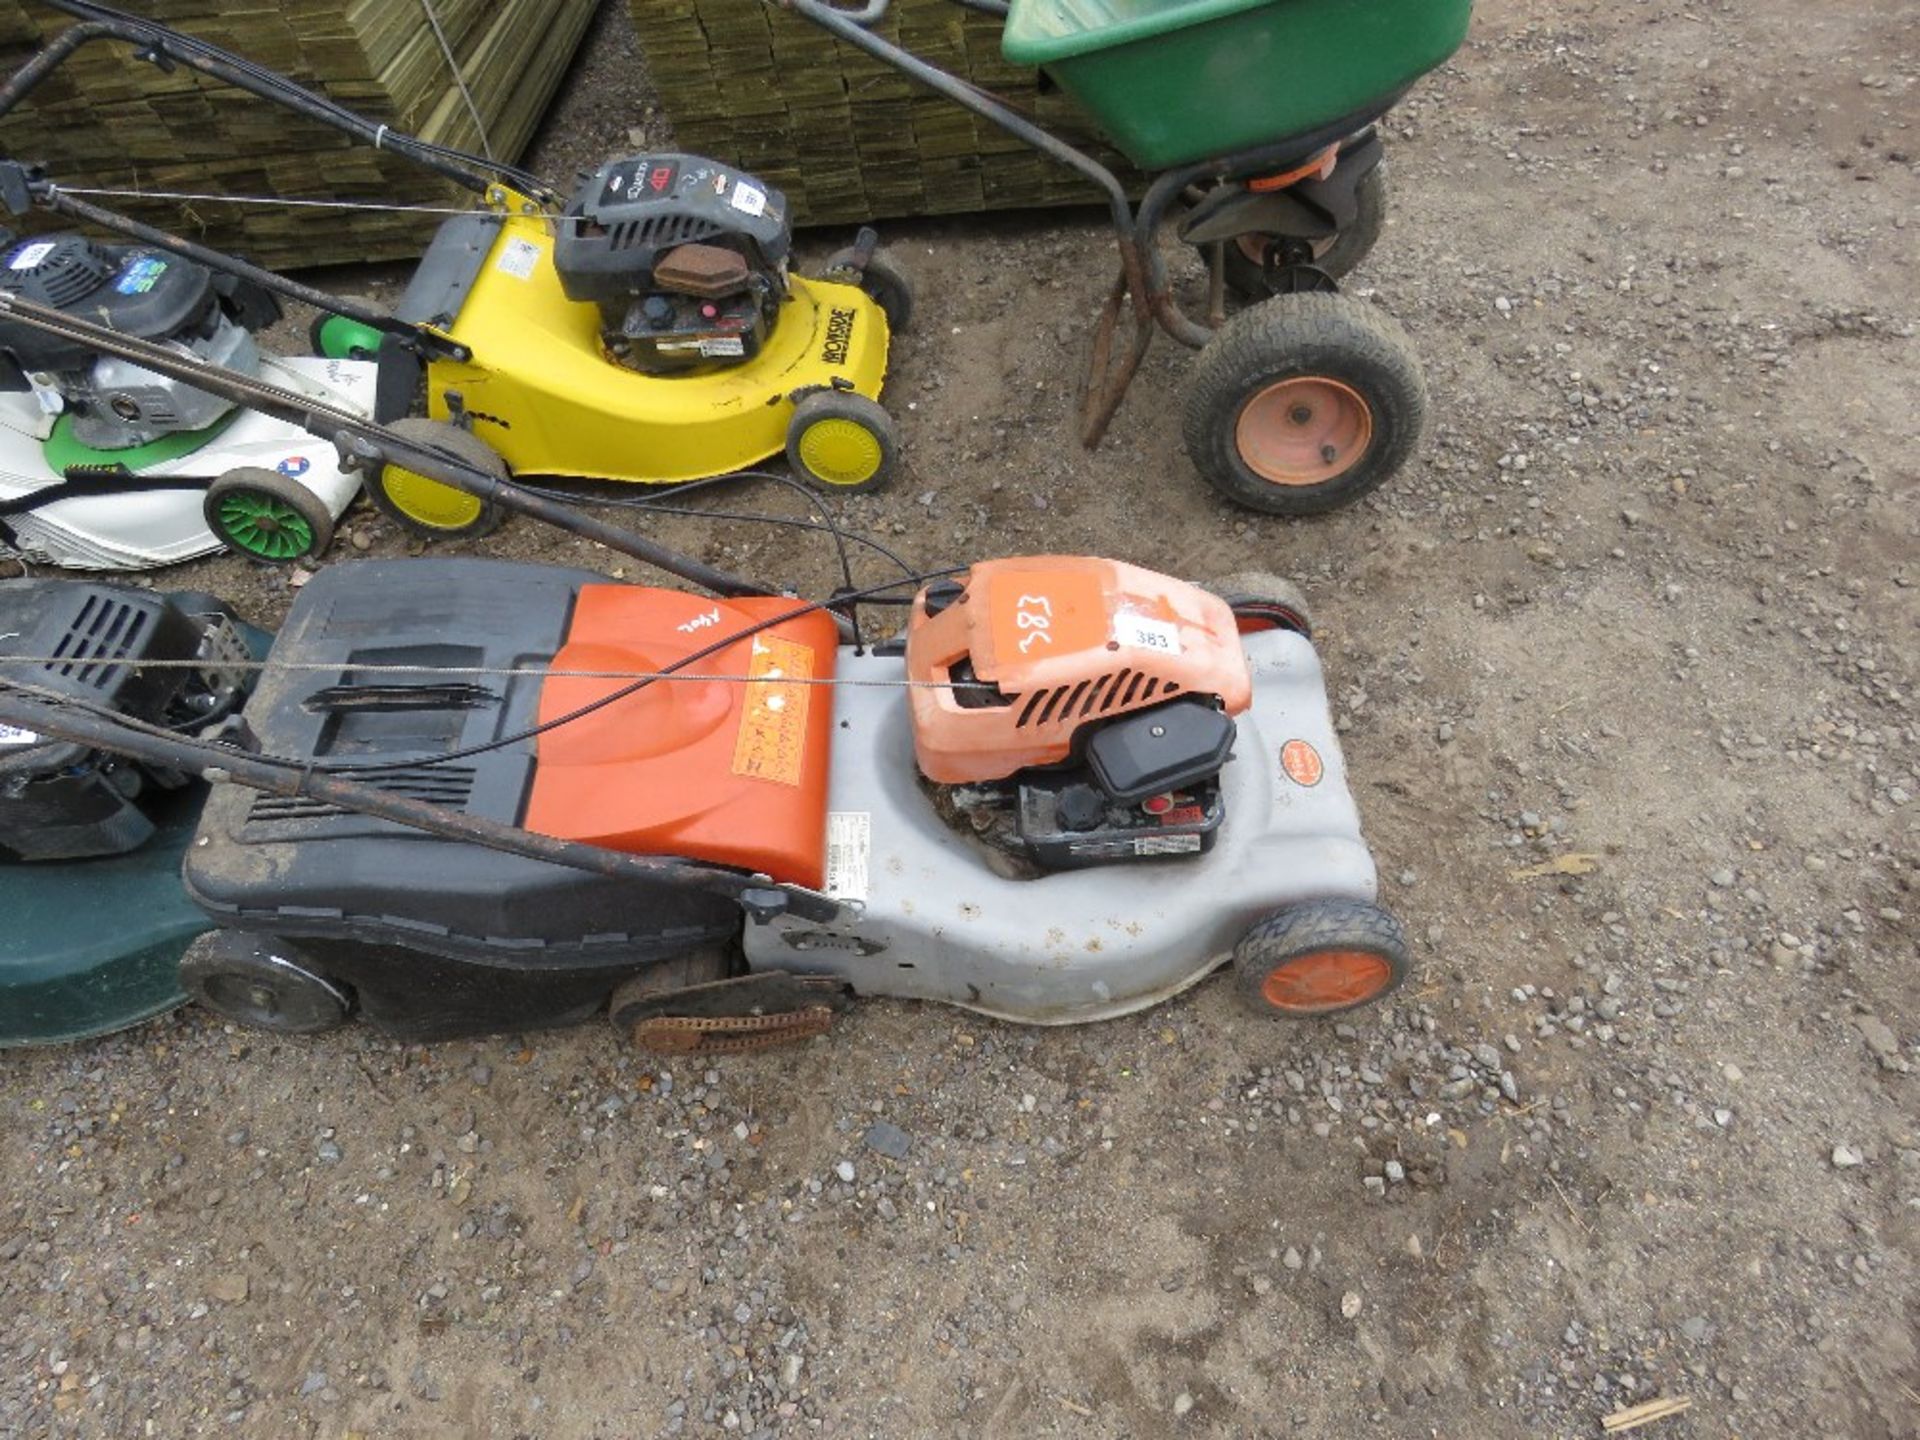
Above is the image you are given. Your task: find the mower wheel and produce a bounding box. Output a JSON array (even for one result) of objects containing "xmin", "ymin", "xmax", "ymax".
[
  {"xmin": 787, "ymin": 391, "xmax": 898, "ymax": 492},
  {"xmin": 365, "ymin": 417, "xmax": 506, "ymax": 542},
  {"xmin": 309, "ymin": 311, "xmax": 386, "ymax": 362},
  {"xmin": 1201, "ymin": 571, "xmax": 1314, "ymax": 638},
  {"xmin": 1183, "ymin": 292, "xmax": 1426, "ymax": 517},
  {"xmin": 1232, "ymin": 899, "xmax": 1408, "ymax": 1018},
  {"xmin": 205, "ymin": 466, "xmax": 335, "ymax": 563},
  {"xmin": 1221, "ymin": 162, "xmax": 1388, "ymax": 300},
  {"xmin": 824, "ymin": 246, "xmax": 914, "ymax": 335},
  {"xmin": 181, "ymin": 933, "xmax": 353, "ymax": 1034}
]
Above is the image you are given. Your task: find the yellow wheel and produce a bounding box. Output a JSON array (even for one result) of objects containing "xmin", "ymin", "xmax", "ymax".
[
  {"xmin": 365, "ymin": 418, "xmax": 506, "ymax": 542},
  {"xmin": 786, "ymin": 391, "xmax": 897, "ymax": 493}
]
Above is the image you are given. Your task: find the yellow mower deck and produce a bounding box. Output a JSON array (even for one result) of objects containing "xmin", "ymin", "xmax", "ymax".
[{"xmin": 425, "ymin": 214, "xmax": 890, "ymax": 484}]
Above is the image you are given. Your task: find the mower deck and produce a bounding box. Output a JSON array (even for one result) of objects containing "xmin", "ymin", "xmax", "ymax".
[{"xmin": 748, "ymin": 631, "xmax": 1376, "ymax": 1024}]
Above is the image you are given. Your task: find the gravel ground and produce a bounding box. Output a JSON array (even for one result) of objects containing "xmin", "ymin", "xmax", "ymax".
[{"xmin": 3, "ymin": 0, "xmax": 1917, "ymax": 1437}]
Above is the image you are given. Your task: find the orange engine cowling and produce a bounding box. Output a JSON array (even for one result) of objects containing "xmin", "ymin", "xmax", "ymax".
[{"xmin": 906, "ymin": 557, "xmax": 1252, "ymax": 785}]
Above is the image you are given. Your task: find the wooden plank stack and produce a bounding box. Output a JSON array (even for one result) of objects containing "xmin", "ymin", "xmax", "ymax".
[
  {"xmin": 0, "ymin": 0, "xmax": 599, "ymax": 269},
  {"xmin": 628, "ymin": 0, "xmax": 1144, "ymax": 227}
]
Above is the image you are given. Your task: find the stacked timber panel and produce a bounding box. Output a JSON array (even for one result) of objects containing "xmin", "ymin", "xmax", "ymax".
[
  {"xmin": 0, "ymin": 0, "xmax": 598, "ymax": 268},
  {"xmin": 628, "ymin": 0, "xmax": 1141, "ymax": 227}
]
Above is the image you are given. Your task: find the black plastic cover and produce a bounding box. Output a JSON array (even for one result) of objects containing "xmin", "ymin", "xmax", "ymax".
[
  {"xmin": 0, "ymin": 580, "xmax": 214, "ymax": 861},
  {"xmin": 0, "ymin": 234, "xmax": 216, "ymax": 377},
  {"xmin": 1084, "ymin": 697, "xmax": 1236, "ymax": 803},
  {"xmin": 552, "ymin": 154, "xmax": 791, "ymax": 307},
  {"xmin": 183, "ymin": 559, "xmax": 741, "ymax": 992}
]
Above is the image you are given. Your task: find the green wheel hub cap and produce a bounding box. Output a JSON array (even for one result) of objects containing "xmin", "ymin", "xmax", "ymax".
[
  {"xmin": 315, "ymin": 314, "xmax": 386, "ymax": 360},
  {"xmin": 217, "ymin": 491, "xmax": 314, "ymax": 559}
]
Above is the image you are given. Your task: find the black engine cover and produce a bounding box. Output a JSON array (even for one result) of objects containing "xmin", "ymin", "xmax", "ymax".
[
  {"xmin": 0, "ymin": 233, "xmax": 217, "ymax": 382},
  {"xmin": 554, "ymin": 154, "xmax": 791, "ymax": 302},
  {"xmin": 553, "ymin": 154, "xmax": 791, "ymax": 374},
  {"xmin": 0, "ymin": 581, "xmax": 245, "ymax": 862}
]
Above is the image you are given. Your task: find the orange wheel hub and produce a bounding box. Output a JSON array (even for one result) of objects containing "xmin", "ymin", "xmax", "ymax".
[
  {"xmin": 1235, "ymin": 377, "xmax": 1373, "ymax": 486},
  {"xmin": 1260, "ymin": 949, "xmax": 1393, "ymax": 1013}
]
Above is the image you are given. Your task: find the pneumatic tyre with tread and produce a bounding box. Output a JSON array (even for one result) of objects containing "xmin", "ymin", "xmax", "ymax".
[
  {"xmin": 1184, "ymin": 292, "xmax": 1426, "ymax": 517},
  {"xmin": 1221, "ymin": 163, "xmax": 1389, "ymax": 300},
  {"xmin": 1233, "ymin": 899, "xmax": 1408, "ymax": 1018},
  {"xmin": 181, "ymin": 933, "xmax": 353, "ymax": 1034},
  {"xmin": 204, "ymin": 466, "xmax": 335, "ymax": 563},
  {"xmin": 365, "ymin": 417, "xmax": 507, "ymax": 542}
]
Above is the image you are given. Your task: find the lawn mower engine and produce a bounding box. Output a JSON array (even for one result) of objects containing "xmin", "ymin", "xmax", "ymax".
[
  {"xmin": 0, "ymin": 579, "xmax": 252, "ymax": 862},
  {"xmin": 0, "ymin": 231, "xmax": 279, "ymax": 450},
  {"xmin": 905, "ymin": 558, "xmax": 1253, "ymax": 871},
  {"xmin": 553, "ymin": 154, "xmax": 791, "ymax": 375}
]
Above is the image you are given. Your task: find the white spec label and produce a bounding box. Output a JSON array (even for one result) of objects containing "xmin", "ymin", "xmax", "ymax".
[
  {"xmin": 730, "ymin": 181, "xmax": 768, "ymax": 218},
  {"xmin": 8, "ymin": 241, "xmax": 55, "ymax": 270},
  {"xmin": 494, "ymin": 236, "xmax": 542, "ymax": 280},
  {"xmin": 1135, "ymin": 833, "xmax": 1202, "ymax": 856},
  {"xmin": 1114, "ymin": 612, "xmax": 1182, "ymax": 656},
  {"xmin": 824, "ymin": 811, "xmax": 871, "ymax": 902},
  {"xmin": 0, "ymin": 723, "xmax": 42, "ymax": 746}
]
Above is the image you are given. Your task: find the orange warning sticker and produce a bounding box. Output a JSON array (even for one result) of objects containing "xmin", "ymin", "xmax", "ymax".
[
  {"xmin": 731, "ymin": 636, "xmax": 813, "ymax": 787},
  {"xmin": 1280, "ymin": 738, "xmax": 1324, "ymax": 787}
]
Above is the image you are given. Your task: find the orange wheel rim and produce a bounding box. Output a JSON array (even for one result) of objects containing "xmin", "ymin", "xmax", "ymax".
[
  {"xmin": 1236, "ymin": 377, "xmax": 1373, "ymax": 486},
  {"xmin": 1261, "ymin": 949, "xmax": 1393, "ymax": 1013}
]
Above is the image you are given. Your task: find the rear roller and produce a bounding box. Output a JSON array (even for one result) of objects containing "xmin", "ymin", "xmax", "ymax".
[
  {"xmin": 1233, "ymin": 899, "xmax": 1408, "ymax": 1018},
  {"xmin": 181, "ymin": 933, "xmax": 353, "ymax": 1034},
  {"xmin": 1183, "ymin": 292, "xmax": 1426, "ymax": 517},
  {"xmin": 363, "ymin": 417, "xmax": 508, "ymax": 542}
]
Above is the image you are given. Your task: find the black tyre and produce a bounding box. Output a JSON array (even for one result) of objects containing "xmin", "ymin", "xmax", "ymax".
[
  {"xmin": 1201, "ymin": 571, "xmax": 1314, "ymax": 638},
  {"xmin": 364, "ymin": 417, "xmax": 506, "ymax": 542},
  {"xmin": 203, "ymin": 466, "xmax": 335, "ymax": 563},
  {"xmin": 181, "ymin": 933, "xmax": 353, "ymax": 1034},
  {"xmin": 823, "ymin": 247, "xmax": 914, "ymax": 335},
  {"xmin": 1183, "ymin": 292, "xmax": 1426, "ymax": 517},
  {"xmin": 787, "ymin": 390, "xmax": 899, "ymax": 493},
  {"xmin": 1233, "ymin": 899, "xmax": 1408, "ymax": 1018},
  {"xmin": 1221, "ymin": 163, "xmax": 1388, "ymax": 300}
]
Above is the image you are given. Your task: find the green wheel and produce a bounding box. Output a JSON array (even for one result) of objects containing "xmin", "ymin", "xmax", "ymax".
[
  {"xmin": 309, "ymin": 312, "xmax": 385, "ymax": 362},
  {"xmin": 204, "ymin": 467, "xmax": 334, "ymax": 562}
]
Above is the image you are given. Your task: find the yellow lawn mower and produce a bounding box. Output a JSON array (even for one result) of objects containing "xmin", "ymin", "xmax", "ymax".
[{"xmin": 0, "ymin": 2, "xmax": 912, "ymax": 551}]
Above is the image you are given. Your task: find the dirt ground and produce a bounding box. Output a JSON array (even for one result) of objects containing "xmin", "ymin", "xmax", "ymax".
[{"xmin": 3, "ymin": 0, "xmax": 1917, "ymax": 1436}]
